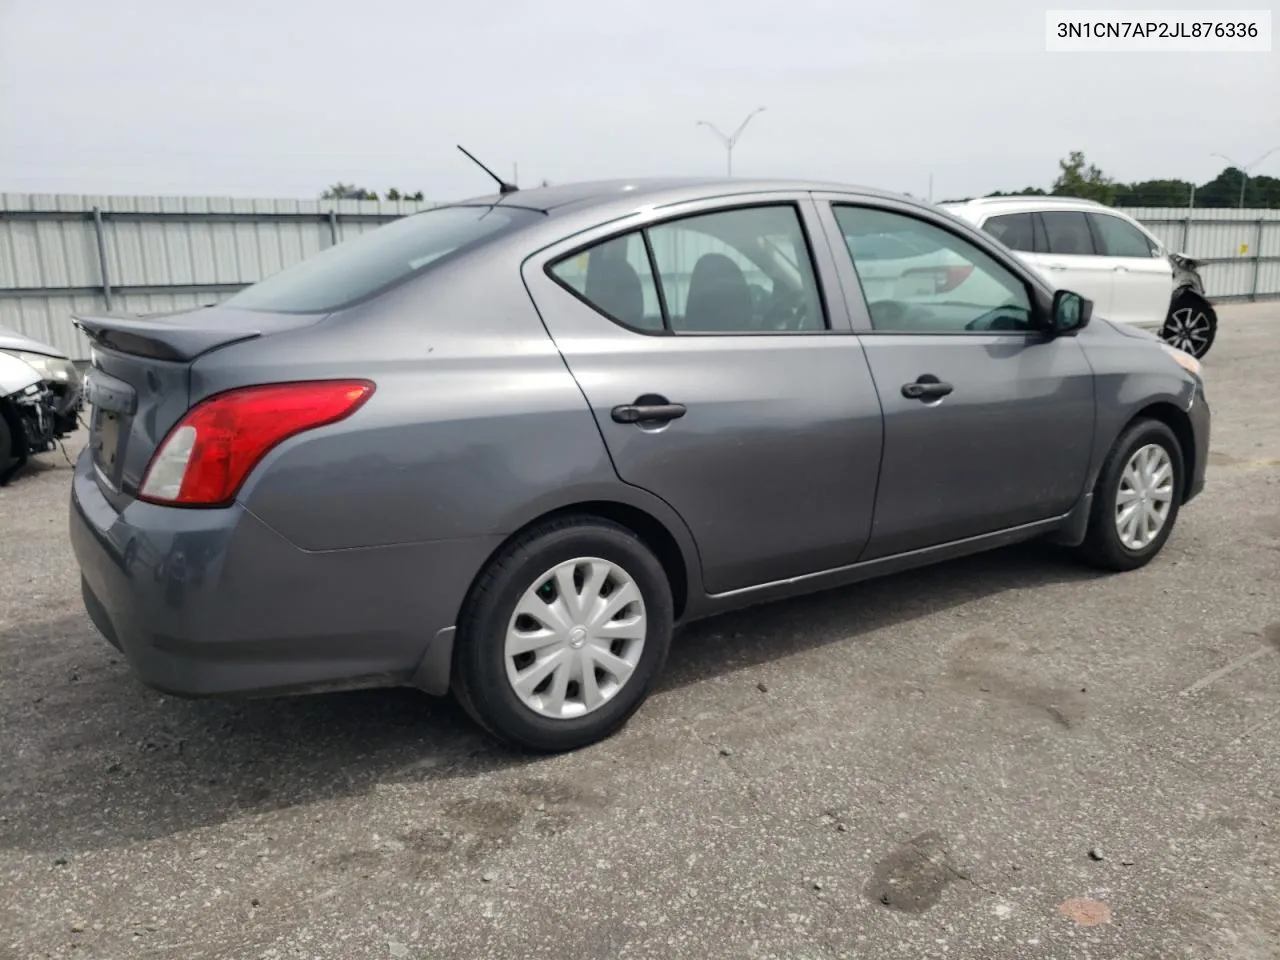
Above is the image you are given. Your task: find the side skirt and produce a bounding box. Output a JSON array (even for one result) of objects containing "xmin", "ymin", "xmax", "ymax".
[{"xmin": 691, "ymin": 511, "xmax": 1076, "ymax": 620}]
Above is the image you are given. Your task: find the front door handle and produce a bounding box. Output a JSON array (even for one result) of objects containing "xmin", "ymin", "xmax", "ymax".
[
  {"xmin": 901, "ymin": 376, "xmax": 953, "ymax": 401},
  {"xmin": 612, "ymin": 398, "xmax": 687, "ymax": 424}
]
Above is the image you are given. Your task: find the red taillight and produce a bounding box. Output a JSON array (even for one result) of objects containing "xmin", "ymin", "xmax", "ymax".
[
  {"xmin": 899, "ymin": 264, "xmax": 974, "ymax": 295},
  {"xmin": 937, "ymin": 265, "xmax": 974, "ymax": 293},
  {"xmin": 138, "ymin": 380, "xmax": 374, "ymax": 506}
]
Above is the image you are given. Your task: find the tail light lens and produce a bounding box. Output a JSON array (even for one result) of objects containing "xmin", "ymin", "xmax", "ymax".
[
  {"xmin": 138, "ymin": 380, "xmax": 374, "ymax": 506},
  {"xmin": 936, "ymin": 265, "xmax": 974, "ymax": 293},
  {"xmin": 898, "ymin": 264, "xmax": 974, "ymax": 295}
]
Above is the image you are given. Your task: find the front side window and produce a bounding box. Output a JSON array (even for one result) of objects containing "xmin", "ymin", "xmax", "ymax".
[
  {"xmin": 833, "ymin": 205, "xmax": 1034, "ymax": 334},
  {"xmin": 225, "ymin": 205, "xmax": 540, "ymax": 313},
  {"xmin": 548, "ymin": 204, "xmax": 828, "ymax": 335},
  {"xmin": 1040, "ymin": 211, "xmax": 1097, "ymax": 256},
  {"xmin": 1090, "ymin": 213, "xmax": 1157, "ymax": 258}
]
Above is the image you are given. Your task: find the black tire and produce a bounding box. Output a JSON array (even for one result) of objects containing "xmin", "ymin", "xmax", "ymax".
[
  {"xmin": 0, "ymin": 407, "xmax": 12, "ymax": 465},
  {"xmin": 1161, "ymin": 292, "xmax": 1217, "ymax": 360},
  {"xmin": 0, "ymin": 404, "xmax": 26, "ymax": 486},
  {"xmin": 1078, "ymin": 418, "xmax": 1184, "ymax": 572},
  {"xmin": 452, "ymin": 515, "xmax": 674, "ymax": 752}
]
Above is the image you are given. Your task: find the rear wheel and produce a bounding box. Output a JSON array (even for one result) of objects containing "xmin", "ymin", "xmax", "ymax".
[
  {"xmin": 1161, "ymin": 293, "xmax": 1216, "ymax": 359},
  {"xmin": 1078, "ymin": 418, "xmax": 1184, "ymax": 572},
  {"xmin": 452, "ymin": 516, "xmax": 674, "ymax": 752}
]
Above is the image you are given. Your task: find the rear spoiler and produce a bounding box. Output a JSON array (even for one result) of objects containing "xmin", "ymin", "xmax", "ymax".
[{"xmin": 73, "ymin": 312, "xmax": 262, "ymax": 363}]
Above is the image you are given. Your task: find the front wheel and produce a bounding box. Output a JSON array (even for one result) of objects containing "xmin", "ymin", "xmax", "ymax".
[
  {"xmin": 1078, "ymin": 418, "xmax": 1184, "ymax": 572},
  {"xmin": 0, "ymin": 405, "xmax": 27, "ymax": 486},
  {"xmin": 452, "ymin": 516, "xmax": 674, "ymax": 752},
  {"xmin": 1162, "ymin": 294, "xmax": 1217, "ymax": 359}
]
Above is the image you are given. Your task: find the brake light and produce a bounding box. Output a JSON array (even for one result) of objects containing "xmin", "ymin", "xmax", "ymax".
[
  {"xmin": 138, "ymin": 380, "xmax": 374, "ymax": 506},
  {"xmin": 899, "ymin": 264, "xmax": 974, "ymax": 294},
  {"xmin": 937, "ymin": 265, "xmax": 974, "ymax": 293}
]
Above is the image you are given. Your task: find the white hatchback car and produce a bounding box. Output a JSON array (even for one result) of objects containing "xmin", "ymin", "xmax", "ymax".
[{"xmin": 941, "ymin": 197, "xmax": 1217, "ymax": 358}]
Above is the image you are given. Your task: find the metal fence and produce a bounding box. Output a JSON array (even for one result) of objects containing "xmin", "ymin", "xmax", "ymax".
[
  {"xmin": 0, "ymin": 193, "xmax": 436, "ymax": 358},
  {"xmin": 1120, "ymin": 206, "xmax": 1280, "ymax": 304},
  {"xmin": 2, "ymin": 193, "xmax": 1278, "ymax": 360}
]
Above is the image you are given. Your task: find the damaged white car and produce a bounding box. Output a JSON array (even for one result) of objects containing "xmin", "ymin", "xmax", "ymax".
[{"xmin": 0, "ymin": 327, "xmax": 84, "ymax": 484}]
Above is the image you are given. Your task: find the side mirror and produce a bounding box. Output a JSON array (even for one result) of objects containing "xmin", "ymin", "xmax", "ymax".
[{"xmin": 1050, "ymin": 289, "xmax": 1091, "ymax": 335}]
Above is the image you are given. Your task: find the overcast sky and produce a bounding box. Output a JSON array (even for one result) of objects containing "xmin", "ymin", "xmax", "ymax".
[{"xmin": 1, "ymin": 0, "xmax": 1277, "ymax": 202}]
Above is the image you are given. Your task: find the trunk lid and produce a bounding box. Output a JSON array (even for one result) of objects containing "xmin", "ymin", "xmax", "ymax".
[{"xmin": 74, "ymin": 305, "xmax": 324, "ymax": 508}]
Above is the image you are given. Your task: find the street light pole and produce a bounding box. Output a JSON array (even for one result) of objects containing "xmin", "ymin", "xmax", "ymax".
[
  {"xmin": 696, "ymin": 107, "xmax": 767, "ymax": 177},
  {"xmin": 1210, "ymin": 147, "xmax": 1280, "ymax": 209}
]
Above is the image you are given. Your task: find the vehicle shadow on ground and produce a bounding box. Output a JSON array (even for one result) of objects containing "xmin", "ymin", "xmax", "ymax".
[
  {"xmin": 0, "ymin": 542, "xmax": 1105, "ymax": 856},
  {"xmin": 657, "ymin": 541, "xmax": 1103, "ymax": 693}
]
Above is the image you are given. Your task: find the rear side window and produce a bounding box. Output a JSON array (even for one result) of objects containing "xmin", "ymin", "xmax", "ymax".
[
  {"xmin": 1040, "ymin": 211, "xmax": 1096, "ymax": 256},
  {"xmin": 225, "ymin": 205, "xmax": 540, "ymax": 313},
  {"xmin": 982, "ymin": 213, "xmax": 1038, "ymax": 253},
  {"xmin": 1090, "ymin": 213, "xmax": 1157, "ymax": 257},
  {"xmin": 548, "ymin": 232, "xmax": 664, "ymax": 332},
  {"xmin": 548, "ymin": 203, "xmax": 828, "ymax": 335}
]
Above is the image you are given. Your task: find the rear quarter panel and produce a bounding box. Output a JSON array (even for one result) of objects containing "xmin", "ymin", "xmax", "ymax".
[{"xmin": 191, "ymin": 238, "xmax": 704, "ymax": 595}]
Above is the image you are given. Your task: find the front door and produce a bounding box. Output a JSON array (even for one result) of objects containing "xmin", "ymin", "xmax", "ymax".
[
  {"xmin": 522, "ymin": 196, "xmax": 885, "ymax": 595},
  {"xmin": 819, "ymin": 198, "xmax": 1097, "ymax": 559},
  {"xmin": 1088, "ymin": 211, "xmax": 1174, "ymax": 328},
  {"xmin": 1023, "ymin": 210, "xmax": 1116, "ymax": 321}
]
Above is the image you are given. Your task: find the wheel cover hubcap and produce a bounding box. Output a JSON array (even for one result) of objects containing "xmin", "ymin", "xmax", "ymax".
[
  {"xmin": 503, "ymin": 557, "xmax": 647, "ymax": 719},
  {"xmin": 1164, "ymin": 307, "xmax": 1211, "ymax": 357},
  {"xmin": 1115, "ymin": 443, "xmax": 1175, "ymax": 550}
]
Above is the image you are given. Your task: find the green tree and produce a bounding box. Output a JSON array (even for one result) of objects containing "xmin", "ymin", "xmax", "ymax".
[
  {"xmin": 1051, "ymin": 151, "xmax": 1117, "ymax": 205},
  {"xmin": 1113, "ymin": 179, "xmax": 1196, "ymax": 207},
  {"xmin": 321, "ymin": 183, "xmax": 378, "ymax": 200},
  {"xmin": 958, "ymin": 156, "xmax": 1280, "ymax": 210},
  {"xmin": 1192, "ymin": 167, "xmax": 1280, "ymax": 207},
  {"xmin": 985, "ymin": 186, "xmax": 1048, "ymax": 198}
]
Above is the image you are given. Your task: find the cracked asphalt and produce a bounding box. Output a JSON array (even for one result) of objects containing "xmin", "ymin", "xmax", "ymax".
[{"xmin": 2, "ymin": 304, "xmax": 1278, "ymax": 960}]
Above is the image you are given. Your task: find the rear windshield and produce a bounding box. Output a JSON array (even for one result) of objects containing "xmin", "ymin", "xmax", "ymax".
[{"xmin": 225, "ymin": 205, "xmax": 540, "ymax": 313}]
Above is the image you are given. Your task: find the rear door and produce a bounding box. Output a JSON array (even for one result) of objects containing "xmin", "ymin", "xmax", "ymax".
[
  {"xmin": 815, "ymin": 196, "xmax": 1096, "ymax": 559},
  {"xmin": 1087, "ymin": 211, "xmax": 1174, "ymax": 328},
  {"xmin": 522, "ymin": 194, "xmax": 884, "ymax": 596},
  {"xmin": 1029, "ymin": 210, "xmax": 1115, "ymax": 319}
]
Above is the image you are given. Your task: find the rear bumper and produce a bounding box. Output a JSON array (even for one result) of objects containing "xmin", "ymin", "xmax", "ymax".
[
  {"xmin": 1185, "ymin": 381, "xmax": 1210, "ymax": 503},
  {"xmin": 68, "ymin": 449, "xmax": 499, "ymax": 698}
]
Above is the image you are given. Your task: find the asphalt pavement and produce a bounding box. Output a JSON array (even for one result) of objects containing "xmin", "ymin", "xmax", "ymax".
[{"xmin": 2, "ymin": 304, "xmax": 1278, "ymax": 960}]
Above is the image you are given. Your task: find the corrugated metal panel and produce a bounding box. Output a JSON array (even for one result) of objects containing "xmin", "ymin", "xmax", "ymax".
[
  {"xmin": 1116, "ymin": 208, "xmax": 1280, "ymax": 300},
  {"xmin": 0, "ymin": 192, "xmax": 436, "ymax": 358},
  {"xmin": 2, "ymin": 193, "xmax": 1277, "ymax": 359},
  {"xmin": 0, "ymin": 293, "xmax": 103, "ymax": 358}
]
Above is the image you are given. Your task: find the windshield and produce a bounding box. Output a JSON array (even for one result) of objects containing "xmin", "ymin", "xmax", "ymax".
[{"xmin": 225, "ymin": 205, "xmax": 540, "ymax": 313}]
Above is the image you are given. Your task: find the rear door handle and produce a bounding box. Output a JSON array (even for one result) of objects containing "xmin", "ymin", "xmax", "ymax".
[
  {"xmin": 901, "ymin": 376, "xmax": 953, "ymax": 401},
  {"xmin": 611, "ymin": 399, "xmax": 687, "ymax": 424}
]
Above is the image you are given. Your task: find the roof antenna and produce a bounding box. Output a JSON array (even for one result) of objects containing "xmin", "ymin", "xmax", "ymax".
[{"xmin": 456, "ymin": 145, "xmax": 519, "ymax": 195}]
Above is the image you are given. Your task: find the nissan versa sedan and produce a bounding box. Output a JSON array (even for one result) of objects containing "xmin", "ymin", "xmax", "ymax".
[{"xmin": 69, "ymin": 178, "xmax": 1209, "ymax": 752}]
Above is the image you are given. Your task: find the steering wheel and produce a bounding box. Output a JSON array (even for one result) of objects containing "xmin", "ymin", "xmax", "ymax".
[
  {"xmin": 868, "ymin": 299, "xmax": 935, "ymax": 330},
  {"xmin": 868, "ymin": 300, "xmax": 907, "ymax": 326},
  {"xmin": 964, "ymin": 308, "xmax": 1028, "ymax": 332},
  {"xmin": 762, "ymin": 287, "xmax": 811, "ymax": 331}
]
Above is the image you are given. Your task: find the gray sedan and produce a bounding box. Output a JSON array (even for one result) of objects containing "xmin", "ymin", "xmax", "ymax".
[{"xmin": 68, "ymin": 178, "xmax": 1209, "ymax": 751}]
